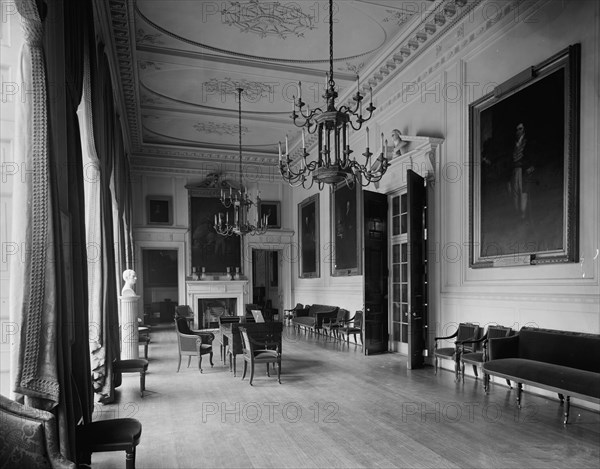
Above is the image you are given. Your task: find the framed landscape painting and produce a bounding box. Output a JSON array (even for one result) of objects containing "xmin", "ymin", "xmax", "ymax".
[
  {"xmin": 298, "ymin": 194, "xmax": 319, "ymax": 278},
  {"xmin": 469, "ymin": 44, "xmax": 580, "ymax": 267}
]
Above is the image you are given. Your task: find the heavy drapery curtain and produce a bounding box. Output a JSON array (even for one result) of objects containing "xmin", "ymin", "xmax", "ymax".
[
  {"xmin": 84, "ymin": 44, "xmax": 121, "ymax": 403},
  {"xmin": 10, "ymin": 0, "xmax": 93, "ymax": 460}
]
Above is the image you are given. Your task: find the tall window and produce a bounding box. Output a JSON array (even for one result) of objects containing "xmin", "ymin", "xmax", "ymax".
[{"xmin": 0, "ymin": 5, "xmax": 25, "ymax": 396}]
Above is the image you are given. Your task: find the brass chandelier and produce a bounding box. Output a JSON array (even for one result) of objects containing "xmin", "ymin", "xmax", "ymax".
[
  {"xmin": 214, "ymin": 88, "xmax": 268, "ymax": 236},
  {"xmin": 279, "ymin": 0, "xmax": 389, "ymax": 189}
]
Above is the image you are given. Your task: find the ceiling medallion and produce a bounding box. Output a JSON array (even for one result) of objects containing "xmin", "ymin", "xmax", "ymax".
[
  {"xmin": 193, "ymin": 121, "xmax": 248, "ymax": 136},
  {"xmin": 222, "ymin": 0, "xmax": 316, "ymax": 39},
  {"xmin": 202, "ymin": 77, "xmax": 274, "ymax": 101}
]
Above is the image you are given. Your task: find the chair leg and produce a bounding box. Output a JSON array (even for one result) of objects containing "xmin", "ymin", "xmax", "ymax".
[
  {"xmin": 506, "ymin": 379, "xmax": 512, "ymax": 388},
  {"xmin": 266, "ymin": 363, "xmax": 270, "ymax": 377},
  {"xmin": 434, "ymin": 357, "xmax": 438, "ymax": 375},
  {"xmin": 209, "ymin": 352, "xmax": 214, "ymax": 367},
  {"xmin": 187, "ymin": 356, "xmax": 191, "ymax": 368},
  {"xmin": 249, "ymin": 361, "xmax": 255, "ymax": 386},
  {"xmin": 140, "ymin": 372, "xmax": 145, "ymax": 398},
  {"xmin": 472, "ymin": 365, "xmax": 478, "ymax": 379},
  {"xmin": 242, "ymin": 361, "xmax": 248, "ymax": 380},
  {"xmin": 277, "ymin": 359, "xmax": 281, "ymax": 384},
  {"xmin": 461, "ymin": 361, "xmax": 465, "ymax": 382},
  {"xmin": 126, "ymin": 447, "xmax": 136, "ymax": 469},
  {"xmin": 198, "ymin": 354, "xmax": 203, "ymax": 373},
  {"xmin": 177, "ymin": 354, "xmax": 182, "ymax": 372}
]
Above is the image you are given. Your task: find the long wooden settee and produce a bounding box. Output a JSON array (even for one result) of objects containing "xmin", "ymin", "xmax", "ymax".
[
  {"xmin": 482, "ymin": 327, "xmax": 600, "ymax": 424},
  {"xmin": 291, "ymin": 304, "xmax": 339, "ymax": 334}
]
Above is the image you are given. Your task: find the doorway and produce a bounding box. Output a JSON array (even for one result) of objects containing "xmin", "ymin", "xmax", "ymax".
[{"xmin": 251, "ymin": 249, "xmax": 281, "ymax": 320}]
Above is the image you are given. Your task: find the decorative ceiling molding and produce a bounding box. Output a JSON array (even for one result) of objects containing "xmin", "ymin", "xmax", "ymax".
[{"xmin": 100, "ymin": 0, "xmax": 498, "ymax": 174}]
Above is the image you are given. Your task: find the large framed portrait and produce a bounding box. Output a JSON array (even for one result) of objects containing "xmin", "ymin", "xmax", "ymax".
[
  {"xmin": 469, "ymin": 44, "xmax": 580, "ymax": 267},
  {"xmin": 143, "ymin": 249, "xmax": 178, "ymax": 286},
  {"xmin": 298, "ymin": 194, "xmax": 320, "ymax": 278},
  {"xmin": 190, "ymin": 196, "xmax": 242, "ymax": 274},
  {"xmin": 330, "ymin": 182, "xmax": 362, "ymax": 276}
]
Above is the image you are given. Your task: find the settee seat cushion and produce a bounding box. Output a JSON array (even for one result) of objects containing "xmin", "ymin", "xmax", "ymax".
[
  {"xmin": 293, "ymin": 317, "xmax": 316, "ymax": 327},
  {"xmin": 483, "ymin": 358, "xmax": 600, "ymax": 399}
]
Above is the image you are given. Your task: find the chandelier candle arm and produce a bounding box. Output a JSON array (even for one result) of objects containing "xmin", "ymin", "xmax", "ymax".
[{"xmin": 278, "ymin": 0, "xmax": 386, "ymax": 188}]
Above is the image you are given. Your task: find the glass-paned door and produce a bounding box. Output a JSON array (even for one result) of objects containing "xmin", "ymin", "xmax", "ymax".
[{"xmin": 390, "ymin": 192, "xmax": 408, "ymax": 354}]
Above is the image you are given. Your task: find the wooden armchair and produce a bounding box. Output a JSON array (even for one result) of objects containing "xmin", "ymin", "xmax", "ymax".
[
  {"xmin": 174, "ymin": 317, "xmax": 214, "ymax": 373},
  {"xmin": 0, "ymin": 395, "xmax": 75, "ymax": 468},
  {"xmin": 434, "ymin": 323, "xmax": 480, "ymax": 381},
  {"xmin": 239, "ymin": 323, "xmax": 283, "ymax": 385},
  {"xmin": 338, "ymin": 311, "xmax": 363, "ymax": 346},
  {"xmin": 460, "ymin": 325, "xmax": 513, "ymax": 387},
  {"xmin": 322, "ymin": 308, "xmax": 350, "ymax": 341}
]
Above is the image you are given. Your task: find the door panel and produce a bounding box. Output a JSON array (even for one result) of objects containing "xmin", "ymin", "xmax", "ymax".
[
  {"xmin": 363, "ymin": 191, "xmax": 388, "ymax": 355},
  {"xmin": 407, "ymin": 170, "xmax": 426, "ymax": 369}
]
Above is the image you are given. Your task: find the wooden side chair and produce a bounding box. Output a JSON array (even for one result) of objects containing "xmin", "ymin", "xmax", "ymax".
[
  {"xmin": 113, "ymin": 359, "xmax": 148, "ymax": 398},
  {"xmin": 338, "ymin": 311, "xmax": 363, "ymax": 346},
  {"xmin": 239, "ymin": 323, "xmax": 283, "ymax": 385},
  {"xmin": 434, "ymin": 322, "xmax": 480, "ymax": 382},
  {"xmin": 71, "ymin": 382, "xmax": 143, "ymax": 469},
  {"xmin": 174, "ymin": 317, "xmax": 214, "ymax": 373},
  {"xmin": 76, "ymin": 417, "xmax": 142, "ymax": 469}
]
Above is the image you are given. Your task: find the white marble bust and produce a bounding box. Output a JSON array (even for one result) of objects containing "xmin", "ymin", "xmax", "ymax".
[{"xmin": 121, "ymin": 269, "xmax": 138, "ymax": 297}]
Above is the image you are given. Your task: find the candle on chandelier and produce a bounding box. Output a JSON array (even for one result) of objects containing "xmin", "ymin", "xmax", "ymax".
[
  {"xmin": 302, "ymin": 128, "xmax": 306, "ymax": 148},
  {"xmin": 357, "ymin": 74, "xmax": 360, "ymax": 94},
  {"xmin": 285, "ymin": 135, "xmax": 289, "ymax": 155},
  {"xmin": 298, "ymin": 81, "xmax": 302, "ymax": 100},
  {"xmin": 214, "ymin": 214, "xmax": 217, "ymax": 226},
  {"xmin": 278, "ymin": 141, "xmax": 282, "ymax": 161},
  {"xmin": 381, "ymin": 132, "xmax": 384, "ymax": 153},
  {"xmin": 366, "ymin": 127, "xmax": 369, "ymax": 148}
]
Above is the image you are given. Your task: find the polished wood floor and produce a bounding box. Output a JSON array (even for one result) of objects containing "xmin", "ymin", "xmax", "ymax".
[{"xmin": 91, "ymin": 323, "xmax": 600, "ymax": 468}]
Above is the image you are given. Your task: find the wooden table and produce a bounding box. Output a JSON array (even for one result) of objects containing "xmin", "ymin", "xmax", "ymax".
[{"xmin": 219, "ymin": 323, "xmax": 243, "ymax": 376}]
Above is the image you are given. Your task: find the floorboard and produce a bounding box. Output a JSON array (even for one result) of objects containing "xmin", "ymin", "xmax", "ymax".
[{"xmin": 90, "ymin": 323, "xmax": 600, "ymax": 468}]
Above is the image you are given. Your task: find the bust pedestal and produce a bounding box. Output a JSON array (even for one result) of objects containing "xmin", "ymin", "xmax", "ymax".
[{"xmin": 119, "ymin": 295, "xmax": 140, "ymax": 359}]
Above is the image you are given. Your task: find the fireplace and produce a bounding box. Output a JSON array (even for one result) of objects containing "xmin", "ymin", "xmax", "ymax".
[
  {"xmin": 186, "ymin": 279, "xmax": 248, "ymax": 329},
  {"xmin": 198, "ymin": 298, "xmax": 237, "ymax": 329}
]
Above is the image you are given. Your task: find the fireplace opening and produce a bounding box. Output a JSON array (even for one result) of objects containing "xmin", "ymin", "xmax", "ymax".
[{"xmin": 198, "ymin": 298, "xmax": 237, "ymax": 329}]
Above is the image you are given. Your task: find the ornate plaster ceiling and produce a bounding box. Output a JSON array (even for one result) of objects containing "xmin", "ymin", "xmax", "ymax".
[{"xmin": 100, "ymin": 0, "xmax": 476, "ymax": 175}]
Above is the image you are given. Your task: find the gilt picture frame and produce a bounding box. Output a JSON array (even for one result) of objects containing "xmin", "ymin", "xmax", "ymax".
[
  {"xmin": 330, "ymin": 181, "xmax": 363, "ymax": 276},
  {"xmin": 469, "ymin": 44, "xmax": 580, "ymax": 268},
  {"xmin": 298, "ymin": 194, "xmax": 320, "ymax": 278}
]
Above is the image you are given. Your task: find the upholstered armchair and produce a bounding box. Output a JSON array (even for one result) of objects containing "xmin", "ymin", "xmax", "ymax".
[
  {"xmin": 0, "ymin": 395, "xmax": 75, "ymax": 468},
  {"xmin": 434, "ymin": 323, "xmax": 481, "ymax": 381},
  {"xmin": 174, "ymin": 317, "xmax": 214, "ymax": 373}
]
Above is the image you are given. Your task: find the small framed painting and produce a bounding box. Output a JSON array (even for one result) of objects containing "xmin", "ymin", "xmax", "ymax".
[
  {"xmin": 147, "ymin": 196, "xmax": 172, "ymax": 225},
  {"xmin": 259, "ymin": 200, "xmax": 281, "ymax": 229}
]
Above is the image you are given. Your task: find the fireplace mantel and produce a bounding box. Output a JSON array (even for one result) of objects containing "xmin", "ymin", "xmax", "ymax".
[{"xmin": 186, "ymin": 280, "xmax": 248, "ymax": 328}]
